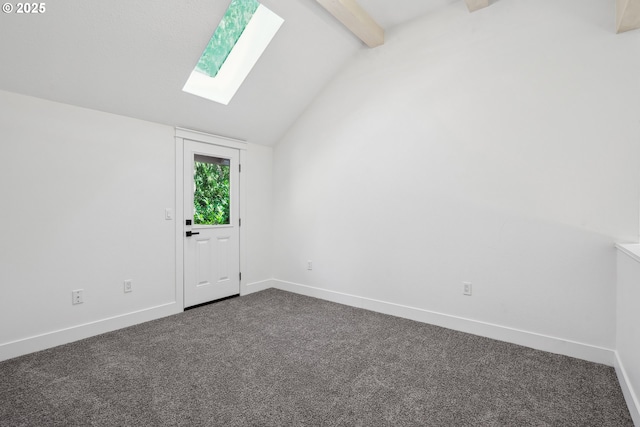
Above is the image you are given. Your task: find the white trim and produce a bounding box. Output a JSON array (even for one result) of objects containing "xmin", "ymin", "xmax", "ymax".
[
  {"xmin": 239, "ymin": 149, "xmax": 247, "ymax": 295},
  {"xmin": 615, "ymin": 351, "xmax": 640, "ymax": 426},
  {"xmin": 174, "ymin": 137, "xmax": 185, "ymax": 310},
  {"xmin": 175, "ymin": 127, "xmax": 245, "ymax": 309},
  {"xmin": 0, "ymin": 302, "xmax": 181, "ymax": 362},
  {"xmin": 270, "ymin": 279, "xmax": 615, "ymax": 366},
  {"xmin": 242, "ymin": 279, "xmax": 275, "ymax": 296},
  {"xmin": 616, "ymin": 243, "xmax": 640, "ymax": 264},
  {"xmin": 175, "ymin": 127, "xmax": 248, "ymax": 150}
]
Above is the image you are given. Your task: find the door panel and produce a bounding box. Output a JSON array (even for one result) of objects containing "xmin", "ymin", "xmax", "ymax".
[
  {"xmin": 196, "ymin": 238, "xmax": 212, "ymax": 287},
  {"xmin": 184, "ymin": 140, "xmax": 240, "ymax": 308},
  {"xmin": 216, "ymin": 236, "xmax": 230, "ymax": 281}
]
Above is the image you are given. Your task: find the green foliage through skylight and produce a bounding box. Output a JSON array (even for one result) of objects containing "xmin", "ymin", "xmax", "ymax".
[{"xmin": 196, "ymin": 0, "xmax": 260, "ymax": 78}]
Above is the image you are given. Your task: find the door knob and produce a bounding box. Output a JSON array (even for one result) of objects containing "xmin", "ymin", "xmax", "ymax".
[{"xmin": 186, "ymin": 231, "xmax": 200, "ymax": 237}]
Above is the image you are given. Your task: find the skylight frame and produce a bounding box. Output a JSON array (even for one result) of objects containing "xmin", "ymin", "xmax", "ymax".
[{"xmin": 183, "ymin": 2, "xmax": 284, "ymax": 106}]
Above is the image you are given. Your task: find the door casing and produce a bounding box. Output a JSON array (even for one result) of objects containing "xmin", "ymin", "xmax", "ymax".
[{"xmin": 174, "ymin": 128, "xmax": 247, "ymax": 310}]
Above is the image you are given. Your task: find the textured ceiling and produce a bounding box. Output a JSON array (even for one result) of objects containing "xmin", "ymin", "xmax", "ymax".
[{"xmin": 0, "ymin": 0, "xmax": 452, "ymax": 146}]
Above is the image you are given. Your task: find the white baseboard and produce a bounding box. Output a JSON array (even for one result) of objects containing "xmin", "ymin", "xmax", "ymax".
[
  {"xmin": 242, "ymin": 279, "xmax": 276, "ymax": 296},
  {"xmin": 1, "ymin": 280, "xmax": 619, "ymax": 372},
  {"xmin": 615, "ymin": 351, "xmax": 640, "ymax": 426},
  {"xmin": 0, "ymin": 302, "xmax": 181, "ymax": 362},
  {"xmin": 271, "ymin": 279, "xmax": 615, "ymax": 366},
  {"xmin": 1, "ymin": 279, "xmax": 274, "ymax": 363}
]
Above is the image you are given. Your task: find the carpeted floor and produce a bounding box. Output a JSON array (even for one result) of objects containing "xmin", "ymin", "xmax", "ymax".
[{"xmin": 0, "ymin": 288, "xmax": 633, "ymax": 426}]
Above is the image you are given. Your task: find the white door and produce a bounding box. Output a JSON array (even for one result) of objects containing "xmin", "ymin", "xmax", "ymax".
[{"xmin": 183, "ymin": 140, "xmax": 240, "ymax": 308}]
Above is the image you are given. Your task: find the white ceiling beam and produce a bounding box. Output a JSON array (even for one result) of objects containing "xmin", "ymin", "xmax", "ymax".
[
  {"xmin": 316, "ymin": 0, "xmax": 384, "ymax": 48},
  {"xmin": 616, "ymin": 0, "xmax": 640, "ymax": 33},
  {"xmin": 464, "ymin": 0, "xmax": 490, "ymax": 13}
]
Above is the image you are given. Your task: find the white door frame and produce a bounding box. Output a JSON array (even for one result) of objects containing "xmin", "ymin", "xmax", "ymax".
[{"xmin": 174, "ymin": 128, "xmax": 247, "ymax": 310}]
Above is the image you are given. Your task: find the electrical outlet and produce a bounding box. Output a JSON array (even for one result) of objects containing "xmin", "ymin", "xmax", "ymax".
[
  {"xmin": 307, "ymin": 260, "xmax": 313, "ymax": 271},
  {"xmin": 72, "ymin": 289, "xmax": 83, "ymax": 305},
  {"xmin": 463, "ymin": 282, "xmax": 472, "ymax": 296},
  {"xmin": 124, "ymin": 279, "xmax": 132, "ymax": 293}
]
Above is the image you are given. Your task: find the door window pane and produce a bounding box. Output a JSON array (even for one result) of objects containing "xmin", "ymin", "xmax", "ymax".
[{"xmin": 193, "ymin": 155, "xmax": 230, "ymax": 225}]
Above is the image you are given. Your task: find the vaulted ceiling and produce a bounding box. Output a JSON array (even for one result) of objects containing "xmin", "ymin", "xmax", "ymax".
[
  {"xmin": 0, "ymin": 0, "xmax": 455, "ymax": 145},
  {"xmin": 0, "ymin": 0, "xmax": 637, "ymax": 146}
]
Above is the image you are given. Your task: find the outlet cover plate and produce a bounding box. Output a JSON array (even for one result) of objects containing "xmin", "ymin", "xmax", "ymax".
[
  {"xmin": 72, "ymin": 289, "xmax": 83, "ymax": 305},
  {"xmin": 463, "ymin": 282, "xmax": 472, "ymax": 296}
]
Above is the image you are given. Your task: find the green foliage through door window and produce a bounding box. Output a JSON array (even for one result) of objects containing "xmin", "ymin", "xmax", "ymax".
[{"xmin": 194, "ymin": 159, "xmax": 230, "ymax": 225}]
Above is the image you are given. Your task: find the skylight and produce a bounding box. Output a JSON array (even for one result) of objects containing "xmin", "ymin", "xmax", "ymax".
[
  {"xmin": 183, "ymin": 0, "xmax": 284, "ymax": 105},
  {"xmin": 196, "ymin": 0, "xmax": 260, "ymax": 78}
]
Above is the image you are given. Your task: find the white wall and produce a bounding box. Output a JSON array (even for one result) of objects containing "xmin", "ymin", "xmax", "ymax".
[
  {"xmin": 0, "ymin": 90, "xmax": 177, "ymax": 359},
  {"xmin": 616, "ymin": 246, "xmax": 640, "ymax": 424},
  {"xmin": 272, "ymin": 0, "xmax": 640, "ymax": 361},
  {"xmin": 244, "ymin": 142, "xmax": 274, "ymax": 289},
  {"xmin": 0, "ymin": 90, "xmax": 274, "ymax": 360}
]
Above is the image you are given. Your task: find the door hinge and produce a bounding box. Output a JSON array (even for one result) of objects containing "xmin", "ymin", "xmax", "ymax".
[
  {"xmin": 239, "ymin": 272, "xmax": 242, "ymax": 281},
  {"xmin": 239, "ymin": 164, "xmax": 242, "ymax": 173},
  {"xmin": 239, "ymin": 218, "xmax": 242, "ymax": 227}
]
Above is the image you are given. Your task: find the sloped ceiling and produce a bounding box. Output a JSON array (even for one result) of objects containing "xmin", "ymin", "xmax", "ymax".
[{"xmin": 0, "ymin": 0, "xmax": 453, "ymax": 146}]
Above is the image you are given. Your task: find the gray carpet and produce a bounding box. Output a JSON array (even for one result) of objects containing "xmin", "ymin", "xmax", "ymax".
[{"xmin": 0, "ymin": 289, "xmax": 633, "ymax": 426}]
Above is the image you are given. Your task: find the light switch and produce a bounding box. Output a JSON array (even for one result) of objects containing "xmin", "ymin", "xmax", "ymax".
[{"xmin": 165, "ymin": 208, "xmax": 173, "ymax": 220}]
